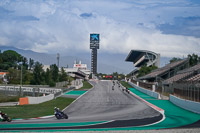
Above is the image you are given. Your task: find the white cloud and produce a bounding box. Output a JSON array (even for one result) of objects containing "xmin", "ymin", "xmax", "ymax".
[{"xmin": 0, "ymin": 0, "xmax": 200, "ymax": 58}]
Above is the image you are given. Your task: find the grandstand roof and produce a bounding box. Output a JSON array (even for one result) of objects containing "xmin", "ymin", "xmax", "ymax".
[
  {"xmin": 125, "ymin": 50, "xmax": 160, "ymax": 67},
  {"xmin": 139, "ymin": 58, "xmax": 189, "ymax": 80}
]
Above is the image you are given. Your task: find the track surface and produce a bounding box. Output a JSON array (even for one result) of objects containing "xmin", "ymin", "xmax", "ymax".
[{"xmin": 0, "ymin": 80, "xmax": 162, "ymax": 130}]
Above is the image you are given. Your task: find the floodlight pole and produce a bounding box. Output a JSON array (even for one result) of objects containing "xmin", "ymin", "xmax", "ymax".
[{"xmin": 19, "ymin": 62, "xmax": 23, "ymax": 97}]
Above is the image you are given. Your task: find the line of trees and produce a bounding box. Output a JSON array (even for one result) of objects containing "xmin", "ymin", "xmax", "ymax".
[{"xmin": 0, "ymin": 50, "xmax": 71, "ymax": 87}]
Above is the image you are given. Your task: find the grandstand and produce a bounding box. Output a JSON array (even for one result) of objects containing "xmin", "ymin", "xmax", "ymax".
[
  {"xmin": 163, "ymin": 63, "xmax": 200, "ymax": 84},
  {"xmin": 125, "ymin": 50, "xmax": 160, "ymax": 78},
  {"xmin": 139, "ymin": 59, "xmax": 189, "ymax": 82},
  {"xmin": 126, "ymin": 50, "xmax": 160, "ymax": 67}
]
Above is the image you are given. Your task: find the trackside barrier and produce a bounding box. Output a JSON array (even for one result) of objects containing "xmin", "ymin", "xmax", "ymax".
[
  {"xmin": 170, "ymin": 95, "xmax": 200, "ymax": 114},
  {"xmin": 28, "ymin": 94, "xmax": 54, "ymax": 104},
  {"xmin": 19, "ymin": 97, "xmax": 29, "ymax": 105},
  {"xmin": 128, "ymin": 82, "xmax": 160, "ymax": 99},
  {"xmin": 19, "ymin": 94, "xmax": 54, "ymax": 105}
]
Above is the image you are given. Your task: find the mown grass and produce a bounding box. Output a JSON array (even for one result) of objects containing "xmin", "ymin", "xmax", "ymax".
[
  {"xmin": 77, "ymin": 81, "xmax": 93, "ymax": 90},
  {"xmin": 120, "ymin": 81, "xmax": 133, "ymax": 88},
  {"xmin": 0, "ymin": 97, "xmax": 75, "ymax": 119}
]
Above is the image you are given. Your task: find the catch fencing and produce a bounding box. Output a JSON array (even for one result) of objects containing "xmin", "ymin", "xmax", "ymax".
[{"xmin": 172, "ymin": 81, "xmax": 200, "ymax": 102}]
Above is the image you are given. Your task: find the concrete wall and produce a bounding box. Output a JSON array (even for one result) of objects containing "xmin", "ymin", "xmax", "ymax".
[
  {"xmin": 170, "ymin": 95, "xmax": 200, "ymax": 114},
  {"xmin": 28, "ymin": 94, "xmax": 54, "ymax": 104},
  {"xmin": 71, "ymin": 79, "xmax": 83, "ymax": 89},
  {"xmin": 128, "ymin": 82, "xmax": 160, "ymax": 99}
]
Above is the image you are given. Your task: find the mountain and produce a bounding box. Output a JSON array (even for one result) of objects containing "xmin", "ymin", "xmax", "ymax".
[
  {"xmin": 0, "ymin": 46, "xmax": 134, "ymax": 74},
  {"xmin": 0, "ymin": 46, "xmax": 171, "ymax": 74}
]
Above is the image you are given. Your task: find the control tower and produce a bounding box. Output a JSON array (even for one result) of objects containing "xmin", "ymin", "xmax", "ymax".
[{"xmin": 90, "ymin": 34, "xmax": 100, "ymax": 74}]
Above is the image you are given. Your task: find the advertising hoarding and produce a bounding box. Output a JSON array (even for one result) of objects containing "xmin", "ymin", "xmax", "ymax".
[{"xmin": 90, "ymin": 34, "xmax": 100, "ymax": 49}]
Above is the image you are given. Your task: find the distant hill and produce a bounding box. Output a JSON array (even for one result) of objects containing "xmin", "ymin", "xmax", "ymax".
[{"xmin": 0, "ymin": 46, "xmax": 135, "ymax": 74}]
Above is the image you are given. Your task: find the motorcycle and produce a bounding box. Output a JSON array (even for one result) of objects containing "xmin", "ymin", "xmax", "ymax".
[
  {"xmin": 54, "ymin": 111, "xmax": 68, "ymax": 119},
  {"xmin": 0, "ymin": 114, "xmax": 12, "ymax": 122}
]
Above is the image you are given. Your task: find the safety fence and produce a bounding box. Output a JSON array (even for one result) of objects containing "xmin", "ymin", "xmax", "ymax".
[
  {"xmin": 131, "ymin": 79, "xmax": 156, "ymax": 91},
  {"xmin": 172, "ymin": 81, "xmax": 200, "ymax": 102},
  {"xmin": 0, "ymin": 86, "xmax": 62, "ymax": 97},
  {"xmin": 128, "ymin": 81, "xmax": 160, "ymax": 99}
]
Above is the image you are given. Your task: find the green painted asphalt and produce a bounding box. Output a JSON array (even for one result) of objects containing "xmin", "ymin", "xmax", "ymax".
[
  {"xmin": 0, "ymin": 121, "xmax": 107, "ymax": 129},
  {"xmin": 1, "ymin": 87, "xmax": 200, "ymax": 132},
  {"xmin": 64, "ymin": 90, "xmax": 87, "ymax": 96}
]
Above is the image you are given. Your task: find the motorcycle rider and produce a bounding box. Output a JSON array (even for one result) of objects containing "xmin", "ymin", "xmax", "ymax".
[
  {"xmin": 0, "ymin": 111, "xmax": 3, "ymax": 121},
  {"xmin": 0, "ymin": 111, "xmax": 6, "ymax": 121},
  {"xmin": 54, "ymin": 107, "xmax": 65, "ymax": 115},
  {"xmin": 54, "ymin": 107, "xmax": 68, "ymax": 119}
]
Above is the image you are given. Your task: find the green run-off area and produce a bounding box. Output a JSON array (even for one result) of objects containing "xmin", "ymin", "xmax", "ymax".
[{"xmin": 64, "ymin": 90, "xmax": 87, "ymax": 96}]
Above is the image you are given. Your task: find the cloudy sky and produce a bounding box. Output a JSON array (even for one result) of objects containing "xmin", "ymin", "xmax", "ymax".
[{"xmin": 0, "ymin": 0, "xmax": 200, "ymax": 58}]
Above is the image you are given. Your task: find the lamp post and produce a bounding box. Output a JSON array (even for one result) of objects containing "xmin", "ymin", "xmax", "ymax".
[
  {"xmin": 20, "ymin": 63, "xmax": 22, "ymax": 87},
  {"xmin": 19, "ymin": 61, "xmax": 23, "ymax": 97}
]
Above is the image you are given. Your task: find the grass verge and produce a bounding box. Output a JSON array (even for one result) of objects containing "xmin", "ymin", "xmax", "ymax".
[
  {"xmin": 120, "ymin": 81, "xmax": 132, "ymax": 88},
  {"xmin": 77, "ymin": 81, "xmax": 93, "ymax": 90},
  {"xmin": 0, "ymin": 97, "xmax": 75, "ymax": 119}
]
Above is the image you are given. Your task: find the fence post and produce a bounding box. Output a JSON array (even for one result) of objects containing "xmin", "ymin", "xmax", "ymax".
[
  {"xmin": 152, "ymin": 85, "xmax": 156, "ymax": 92},
  {"xmin": 137, "ymin": 82, "xmax": 139, "ymax": 86}
]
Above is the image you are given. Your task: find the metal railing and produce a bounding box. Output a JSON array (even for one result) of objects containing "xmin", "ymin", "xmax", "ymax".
[
  {"xmin": 173, "ymin": 81, "xmax": 200, "ymax": 102},
  {"xmin": 131, "ymin": 79, "xmax": 154, "ymax": 91}
]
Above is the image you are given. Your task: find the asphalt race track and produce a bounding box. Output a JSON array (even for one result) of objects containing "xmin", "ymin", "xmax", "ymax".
[{"xmin": 0, "ymin": 80, "xmax": 163, "ymax": 131}]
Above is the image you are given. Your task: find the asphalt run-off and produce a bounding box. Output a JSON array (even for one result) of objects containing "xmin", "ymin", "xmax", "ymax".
[{"xmin": 0, "ymin": 80, "xmax": 200, "ymax": 132}]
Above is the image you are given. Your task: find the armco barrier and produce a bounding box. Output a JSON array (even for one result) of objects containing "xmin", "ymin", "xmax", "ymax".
[
  {"xmin": 28, "ymin": 94, "xmax": 54, "ymax": 104},
  {"xmin": 170, "ymin": 95, "xmax": 200, "ymax": 114},
  {"xmin": 128, "ymin": 82, "xmax": 160, "ymax": 99}
]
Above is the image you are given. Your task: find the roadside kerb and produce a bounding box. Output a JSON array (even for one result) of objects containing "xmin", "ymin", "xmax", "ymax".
[{"xmin": 129, "ymin": 91, "xmax": 164, "ymax": 114}]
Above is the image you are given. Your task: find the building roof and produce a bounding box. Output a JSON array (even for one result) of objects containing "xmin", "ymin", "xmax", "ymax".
[
  {"xmin": 125, "ymin": 50, "xmax": 160, "ymax": 67},
  {"xmin": 139, "ymin": 58, "xmax": 188, "ymax": 80},
  {"xmin": 0, "ymin": 72, "xmax": 8, "ymax": 75},
  {"xmin": 125, "ymin": 50, "xmax": 157, "ymax": 62}
]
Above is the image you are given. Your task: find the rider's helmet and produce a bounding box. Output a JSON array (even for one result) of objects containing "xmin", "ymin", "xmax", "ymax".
[
  {"xmin": 54, "ymin": 107, "xmax": 57, "ymax": 110},
  {"xmin": 57, "ymin": 108, "xmax": 60, "ymax": 110}
]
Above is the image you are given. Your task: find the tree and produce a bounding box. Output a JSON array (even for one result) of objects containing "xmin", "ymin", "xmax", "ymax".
[
  {"xmin": 45, "ymin": 68, "xmax": 51, "ymax": 85},
  {"xmin": 23, "ymin": 70, "xmax": 33, "ymax": 85},
  {"xmin": 137, "ymin": 65, "xmax": 158, "ymax": 78},
  {"xmin": 2, "ymin": 50, "xmax": 22, "ymax": 63},
  {"xmin": 170, "ymin": 57, "xmax": 181, "ymax": 63},
  {"xmin": 188, "ymin": 54, "xmax": 200, "ymax": 66},
  {"xmin": 0, "ymin": 50, "xmax": 22, "ymax": 70},
  {"xmin": 7, "ymin": 68, "xmax": 20, "ymax": 84},
  {"xmin": 50, "ymin": 64, "xmax": 59, "ymax": 82},
  {"xmin": 32, "ymin": 62, "xmax": 44, "ymax": 85},
  {"xmin": 22, "ymin": 57, "xmax": 28, "ymax": 70},
  {"xmin": 0, "ymin": 51, "xmax": 3, "ymax": 64},
  {"xmin": 29, "ymin": 58, "xmax": 34, "ymax": 70},
  {"xmin": 59, "ymin": 67, "xmax": 68, "ymax": 82}
]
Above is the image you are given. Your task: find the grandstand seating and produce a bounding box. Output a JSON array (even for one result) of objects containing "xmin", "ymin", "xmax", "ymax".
[
  {"xmin": 163, "ymin": 63, "xmax": 200, "ymax": 84},
  {"xmin": 163, "ymin": 72, "xmax": 193, "ymax": 84},
  {"xmin": 187, "ymin": 73, "xmax": 200, "ymax": 81},
  {"xmin": 139, "ymin": 59, "xmax": 189, "ymax": 81}
]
